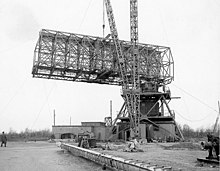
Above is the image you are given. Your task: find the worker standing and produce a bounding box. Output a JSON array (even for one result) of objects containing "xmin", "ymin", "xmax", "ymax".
[
  {"xmin": 212, "ymin": 135, "xmax": 219, "ymax": 160},
  {"xmin": 1, "ymin": 131, "xmax": 7, "ymax": 147}
]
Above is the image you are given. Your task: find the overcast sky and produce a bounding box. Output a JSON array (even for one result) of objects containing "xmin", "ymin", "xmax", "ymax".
[{"xmin": 0, "ymin": 0, "xmax": 219, "ymax": 133}]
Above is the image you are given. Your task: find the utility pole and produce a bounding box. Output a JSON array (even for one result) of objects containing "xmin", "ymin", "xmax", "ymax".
[
  {"xmin": 70, "ymin": 116, "xmax": 72, "ymax": 126},
  {"xmin": 53, "ymin": 109, "xmax": 56, "ymax": 126},
  {"xmin": 110, "ymin": 100, "xmax": 112, "ymax": 126}
]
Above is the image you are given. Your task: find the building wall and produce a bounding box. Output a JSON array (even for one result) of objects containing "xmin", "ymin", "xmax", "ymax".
[
  {"xmin": 52, "ymin": 126, "xmax": 92, "ymax": 139},
  {"xmin": 139, "ymin": 124, "xmax": 146, "ymax": 139},
  {"xmin": 52, "ymin": 123, "xmax": 176, "ymax": 141},
  {"xmin": 93, "ymin": 126, "xmax": 106, "ymax": 141},
  {"xmin": 52, "ymin": 125, "xmax": 110, "ymax": 141},
  {"xmin": 116, "ymin": 122, "xmax": 176, "ymax": 141},
  {"xmin": 153, "ymin": 123, "xmax": 176, "ymax": 140},
  {"xmin": 81, "ymin": 122, "xmax": 106, "ymax": 127}
]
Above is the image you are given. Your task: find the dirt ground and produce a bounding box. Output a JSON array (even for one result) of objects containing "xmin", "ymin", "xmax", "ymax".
[
  {"xmin": 0, "ymin": 141, "xmax": 110, "ymax": 171},
  {"xmin": 93, "ymin": 142, "xmax": 219, "ymax": 171},
  {"xmin": 1, "ymin": 141, "xmax": 218, "ymax": 171}
]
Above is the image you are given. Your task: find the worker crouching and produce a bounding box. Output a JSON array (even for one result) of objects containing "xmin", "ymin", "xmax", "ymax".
[{"xmin": 201, "ymin": 134, "xmax": 219, "ymax": 161}]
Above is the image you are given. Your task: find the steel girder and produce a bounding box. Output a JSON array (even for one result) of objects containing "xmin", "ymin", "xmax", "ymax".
[{"xmin": 32, "ymin": 29, "xmax": 174, "ymax": 87}]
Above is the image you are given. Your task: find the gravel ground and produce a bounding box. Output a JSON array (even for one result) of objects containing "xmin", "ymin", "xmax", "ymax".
[
  {"xmin": 93, "ymin": 142, "xmax": 219, "ymax": 171},
  {"xmin": 0, "ymin": 141, "xmax": 110, "ymax": 171}
]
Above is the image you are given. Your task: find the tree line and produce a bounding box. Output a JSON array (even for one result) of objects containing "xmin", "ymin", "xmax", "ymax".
[
  {"xmin": 4, "ymin": 123, "xmax": 219, "ymax": 141},
  {"xmin": 178, "ymin": 124, "xmax": 220, "ymax": 140},
  {"xmin": 6, "ymin": 128, "xmax": 53, "ymax": 141}
]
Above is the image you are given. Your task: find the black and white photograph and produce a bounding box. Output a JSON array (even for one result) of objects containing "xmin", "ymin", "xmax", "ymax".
[{"xmin": 0, "ymin": 0, "xmax": 219, "ymax": 170}]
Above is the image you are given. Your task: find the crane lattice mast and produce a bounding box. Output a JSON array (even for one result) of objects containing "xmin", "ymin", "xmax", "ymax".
[
  {"xmin": 213, "ymin": 101, "xmax": 220, "ymax": 134},
  {"xmin": 32, "ymin": 1, "xmax": 183, "ymax": 140},
  {"xmin": 104, "ymin": 0, "xmax": 135, "ymax": 135},
  {"xmin": 130, "ymin": 0, "xmax": 140, "ymax": 136}
]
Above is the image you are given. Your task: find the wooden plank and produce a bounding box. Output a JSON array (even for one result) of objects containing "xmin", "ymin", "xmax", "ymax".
[{"xmin": 197, "ymin": 158, "xmax": 220, "ymax": 164}]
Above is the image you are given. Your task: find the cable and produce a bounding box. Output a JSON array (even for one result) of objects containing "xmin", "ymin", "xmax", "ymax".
[
  {"xmin": 172, "ymin": 83, "xmax": 218, "ymax": 113},
  {"xmin": 175, "ymin": 110, "xmax": 210, "ymax": 122},
  {"xmin": 77, "ymin": 0, "xmax": 93, "ymax": 32},
  {"xmin": 156, "ymin": 1, "xmax": 170, "ymax": 45},
  {"xmin": 43, "ymin": 82, "xmax": 52, "ymax": 115},
  {"xmin": 30, "ymin": 82, "xmax": 56, "ymax": 130},
  {"xmin": 103, "ymin": 0, "xmax": 105, "ymax": 38},
  {"xmin": 0, "ymin": 78, "xmax": 28, "ymax": 117}
]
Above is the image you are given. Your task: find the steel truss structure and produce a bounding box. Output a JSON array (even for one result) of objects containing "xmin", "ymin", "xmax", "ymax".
[
  {"xmin": 104, "ymin": 0, "xmax": 135, "ymax": 136},
  {"xmin": 32, "ymin": 29, "xmax": 174, "ymax": 86},
  {"xmin": 32, "ymin": 29, "xmax": 180, "ymax": 139},
  {"xmin": 130, "ymin": 0, "xmax": 140, "ymax": 135}
]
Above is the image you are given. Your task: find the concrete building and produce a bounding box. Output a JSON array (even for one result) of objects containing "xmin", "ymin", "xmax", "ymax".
[
  {"xmin": 116, "ymin": 116, "xmax": 180, "ymax": 142},
  {"xmin": 52, "ymin": 118, "xmax": 179, "ymax": 142},
  {"xmin": 52, "ymin": 122, "xmax": 111, "ymax": 141}
]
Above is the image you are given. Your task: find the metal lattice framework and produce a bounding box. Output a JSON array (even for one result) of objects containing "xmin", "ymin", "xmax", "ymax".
[
  {"xmin": 104, "ymin": 0, "xmax": 134, "ymax": 134},
  {"xmin": 130, "ymin": 0, "xmax": 140, "ymax": 135},
  {"xmin": 32, "ymin": 29, "xmax": 174, "ymax": 87}
]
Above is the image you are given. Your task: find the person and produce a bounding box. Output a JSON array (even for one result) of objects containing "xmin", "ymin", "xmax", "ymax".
[
  {"xmin": 212, "ymin": 136, "xmax": 219, "ymax": 160},
  {"xmin": 201, "ymin": 133, "xmax": 219, "ymax": 160},
  {"xmin": 201, "ymin": 141, "xmax": 213, "ymax": 158},
  {"xmin": 1, "ymin": 131, "xmax": 7, "ymax": 147}
]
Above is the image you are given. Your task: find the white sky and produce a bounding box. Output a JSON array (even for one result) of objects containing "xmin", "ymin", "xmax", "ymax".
[{"xmin": 0, "ymin": 0, "xmax": 219, "ymax": 133}]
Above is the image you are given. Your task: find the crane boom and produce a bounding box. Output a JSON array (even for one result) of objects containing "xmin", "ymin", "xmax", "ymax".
[
  {"xmin": 130, "ymin": 0, "xmax": 140, "ymax": 136},
  {"xmin": 32, "ymin": 1, "xmax": 181, "ymax": 141},
  {"xmin": 104, "ymin": 0, "xmax": 135, "ymax": 129},
  {"xmin": 213, "ymin": 101, "xmax": 220, "ymax": 134},
  {"xmin": 104, "ymin": 0, "xmax": 141, "ymax": 137}
]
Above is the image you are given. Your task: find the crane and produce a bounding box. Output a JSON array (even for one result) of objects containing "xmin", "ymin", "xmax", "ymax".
[
  {"xmin": 32, "ymin": 1, "xmax": 182, "ymax": 141},
  {"xmin": 130, "ymin": 0, "xmax": 140, "ymax": 137},
  {"xmin": 213, "ymin": 101, "xmax": 220, "ymax": 134},
  {"xmin": 104, "ymin": 0, "xmax": 139, "ymax": 137}
]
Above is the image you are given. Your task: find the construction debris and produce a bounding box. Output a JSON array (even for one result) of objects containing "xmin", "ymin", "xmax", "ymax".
[{"xmin": 123, "ymin": 139, "xmax": 144, "ymax": 152}]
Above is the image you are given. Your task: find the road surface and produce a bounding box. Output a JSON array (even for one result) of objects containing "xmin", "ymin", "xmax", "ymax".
[{"xmin": 0, "ymin": 141, "xmax": 110, "ymax": 171}]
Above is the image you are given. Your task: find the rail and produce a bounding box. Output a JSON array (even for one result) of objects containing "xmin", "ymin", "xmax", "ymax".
[{"xmin": 61, "ymin": 143, "xmax": 172, "ymax": 171}]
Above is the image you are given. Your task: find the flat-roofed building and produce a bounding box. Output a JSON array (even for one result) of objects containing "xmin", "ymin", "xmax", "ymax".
[{"xmin": 52, "ymin": 122, "xmax": 111, "ymax": 141}]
